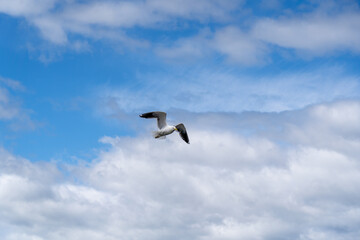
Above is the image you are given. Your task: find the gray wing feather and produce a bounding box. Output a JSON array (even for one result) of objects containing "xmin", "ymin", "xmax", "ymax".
[
  {"xmin": 139, "ymin": 111, "xmax": 167, "ymax": 129},
  {"xmin": 176, "ymin": 123, "xmax": 189, "ymax": 144}
]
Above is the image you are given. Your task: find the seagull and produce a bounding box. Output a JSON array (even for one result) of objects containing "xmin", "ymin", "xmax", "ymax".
[{"xmin": 139, "ymin": 111, "xmax": 189, "ymax": 144}]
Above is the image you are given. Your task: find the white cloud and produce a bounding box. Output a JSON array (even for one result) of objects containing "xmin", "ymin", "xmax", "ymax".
[
  {"xmin": 153, "ymin": 9, "xmax": 360, "ymax": 64},
  {"xmin": 156, "ymin": 26, "xmax": 267, "ymax": 65},
  {"xmin": 0, "ymin": 0, "xmax": 56, "ymax": 17},
  {"xmin": 155, "ymin": 29, "xmax": 212, "ymax": 60},
  {"xmin": 32, "ymin": 16, "xmax": 68, "ymax": 45},
  {"xmin": 147, "ymin": 0, "xmax": 238, "ymax": 21},
  {"xmin": 285, "ymin": 101, "xmax": 360, "ymax": 158},
  {"xmin": 62, "ymin": 1, "xmax": 158, "ymax": 28},
  {"xmin": 252, "ymin": 12, "xmax": 360, "ymax": 54},
  {"xmin": 1, "ymin": 100, "xmax": 360, "ymax": 239},
  {"xmin": 0, "ymin": 0, "xmax": 242, "ymax": 47},
  {"xmin": 211, "ymin": 26, "xmax": 268, "ymax": 65},
  {"xmin": 1, "ymin": 0, "xmax": 360, "ymax": 62},
  {"xmin": 61, "ymin": 0, "xmax": 238, "ymax": 28}
]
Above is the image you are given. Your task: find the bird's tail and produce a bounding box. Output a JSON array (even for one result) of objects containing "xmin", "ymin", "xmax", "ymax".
[
  {"xmin": 152, "ymin": 131, "xmax": 159, "ymax": 138},
  {"xmin": 152, "ymin": 131, "xmax": 166, "ymax": 139}
]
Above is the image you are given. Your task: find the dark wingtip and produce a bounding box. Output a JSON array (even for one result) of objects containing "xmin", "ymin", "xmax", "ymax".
[{"xmin": 139, "ymin": 112, "xmax": 156, "ymax": 119}]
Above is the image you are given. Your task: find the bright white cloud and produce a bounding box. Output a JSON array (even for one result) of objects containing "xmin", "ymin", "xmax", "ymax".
[{"xmin": 1, "ymin": 100, "xmax": 360, "ymax": 239}]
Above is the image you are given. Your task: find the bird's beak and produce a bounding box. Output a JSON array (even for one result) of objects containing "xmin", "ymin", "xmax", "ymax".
[{"xmin": 174, "ymin": 127, "xmax": 178, "ymax": 131}]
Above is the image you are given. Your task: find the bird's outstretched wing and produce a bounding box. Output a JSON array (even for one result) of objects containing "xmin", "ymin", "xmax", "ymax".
[
  {"xmin": 139, "ymin": 111, "xmax": 167, "ymax": 129},
  {"xmin": 176, "ymin": 123, "xmax": 189, "ymax": 144}
]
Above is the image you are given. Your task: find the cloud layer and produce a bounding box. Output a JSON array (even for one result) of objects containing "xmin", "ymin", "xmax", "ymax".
[
  {"xmin": 1, "ymin": 0, "xmax": 360, "ymax": 64},
  {"xmin": 1, "ymin": 100, "xmax": 360, "ymax": 239},
  {"xmin": 1, "ymin": 1, "xmax": 360, "ymax": 239}
]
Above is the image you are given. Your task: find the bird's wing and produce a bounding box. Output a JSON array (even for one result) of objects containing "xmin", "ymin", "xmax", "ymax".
[
  {"xmin": 176, "ymin": 123, "xmax": 189, "ymax": 144},
  {"xmin": 139, "ymin": 111, "xmax": 167, "ymax": 129}
]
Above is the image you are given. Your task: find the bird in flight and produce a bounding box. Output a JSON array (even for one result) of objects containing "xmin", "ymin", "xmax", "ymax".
[{"xmin": 139, "ymin": 111, "xmax": 190, "ymax": 144}]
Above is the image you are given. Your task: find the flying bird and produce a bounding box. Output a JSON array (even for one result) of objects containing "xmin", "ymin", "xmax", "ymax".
[{"xmin": 139, "ymin": 111, "xmax": 189, "ymax": 144}]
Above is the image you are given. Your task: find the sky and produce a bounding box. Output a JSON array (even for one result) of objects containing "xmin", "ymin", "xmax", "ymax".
[{"xmin": 0, "ymin": 0, "xmax": 360, "ymax": 239}]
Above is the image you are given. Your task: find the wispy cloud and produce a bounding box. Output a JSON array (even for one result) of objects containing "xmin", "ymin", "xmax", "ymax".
[
  {"xmin": 95, "ymin": 66, "xmax": 360, "ymax": 115},
  {"xmin": 0, "ymin": 88, "xmax": 19, "ymax": 120},
  {"xmin": 0, "ymin": 0, "xmax": 241, "ymax": 48},
  {"xmin": 252, "ymin": 11, "xmax": 360, "ymax": 55},
  {"xmin": 0, "ymin": 76, "xmax": 35, "ymax": 130},
  {"xmin": 1, "ymin": 100, "xmax": 360, "ymax": 239},
  {"xmin": 157, "ymin": 26, "xmax": 268, "ymax": 65},
  {"xmin": 0, "ymin": 0, "xmax": 56, "ymax": 17},
  {"xmin": 0, "ymin": 76, "xmax": 25, "ymax": 91},
  {"xmin": 211, "ymin": 26, "xmax": 268, "ymax": 65},
  {"xmin": 61, "ymin": 0, "xmax": 237, "ymax": 28}
]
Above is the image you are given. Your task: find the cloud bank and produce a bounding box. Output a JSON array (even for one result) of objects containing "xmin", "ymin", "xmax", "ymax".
[
  {"xmin": 1, "ymin": 0, "xmax": 360, "ymax": 64},
  {"xmin": 1, "ymin": 100, "xmax": 360, "ymax": 239}
]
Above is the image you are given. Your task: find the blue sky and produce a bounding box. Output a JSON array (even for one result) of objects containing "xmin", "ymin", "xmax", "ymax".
[{"xmin": 1, "ymin": 0, "xmax": 360, "ymax": 239}]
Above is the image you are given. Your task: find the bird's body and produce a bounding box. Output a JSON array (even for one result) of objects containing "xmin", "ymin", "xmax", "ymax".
[
  {"xmin": 152, "ymin": 125, "xmax": 176, "ymax": 138},
  {"xmin": 139, "ymin": 111, "xmax": 190, "ymax": 144}
]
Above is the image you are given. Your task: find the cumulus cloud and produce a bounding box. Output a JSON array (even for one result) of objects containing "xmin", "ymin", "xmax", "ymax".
[{"xmin": 1, "ymin": 100, "xmax": 360, "ymax": 239}]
